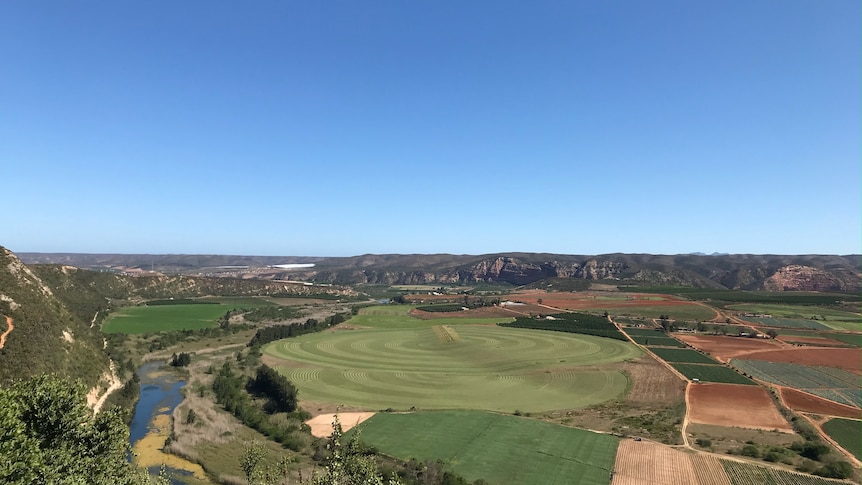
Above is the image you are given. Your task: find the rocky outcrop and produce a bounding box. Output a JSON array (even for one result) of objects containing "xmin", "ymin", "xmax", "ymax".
[{"xmin": 763, "ymin": 265, "xmax": 860, "ymax": 292}]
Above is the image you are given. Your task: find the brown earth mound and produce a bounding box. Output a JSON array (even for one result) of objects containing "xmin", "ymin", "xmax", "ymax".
[
  {"xmin": 674, "ymin": 334, "xmax": 784, "ymax": 363},
  {"xmin": 688, "ymin": 383, "xmax": 793, "ymax": 432},
  {"xmin": 740, "ymin": 348, "xmax": 861, "ymax": 374},
  {"xmin": 780, "ymin": 387, "xmax": 862, "ymax": 419}
]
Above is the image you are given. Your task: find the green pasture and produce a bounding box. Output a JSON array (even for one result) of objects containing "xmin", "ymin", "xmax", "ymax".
[
  {"xmin": 599, "ymin": 304, "xmax": 716, "ymax": 321},
  {"xmin": 728, "ymin": 303, "xmax": 862, "ymax": 322},
  {"xmin": 742, "ymin": 317, "xmax": 831, "ymax": 330},
  {"xmin": 630, "ymin": 336, "xmax": 687, "ymax": 347},
  {"xmin": 352, "ymin": 411, "xmax": 618, "ymax": 485},
  {"xmin": 264, "ymin": 320, "xmax": 641, "ymax": 413},
  {"xmin": 775, "ymin": 329, "xmax": 861, "ymax": 346},
  {"xmin": 671, "ymin": 364, "xmax": 755, "ymax": 385},
  {"xmin": 822, "ymin": 418, "xmax": 861, "ymax": 460},
  {"xmin": 349, "ymin": 304, "xmax": 513, "ymax": 328},
  {"xmin": 648, "ymin": 348, "xmax": 717, "ymax": 364},
  {"xmin": 102, "ymin": 298, "xmax": 272, "ymax": 334},
  {"xmin": 621, "ymin": 327, "xmax": 662, "ymax": 336}
]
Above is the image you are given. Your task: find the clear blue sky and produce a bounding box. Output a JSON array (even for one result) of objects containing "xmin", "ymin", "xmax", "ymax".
[{"xmin": 2, "ymin": 1, "xmax": 859, "ymax": 256}]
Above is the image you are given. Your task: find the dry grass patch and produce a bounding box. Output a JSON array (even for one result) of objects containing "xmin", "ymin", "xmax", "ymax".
[{"xmin": 623, "ymin": 356, "xmax": 686, "ymax": 404}]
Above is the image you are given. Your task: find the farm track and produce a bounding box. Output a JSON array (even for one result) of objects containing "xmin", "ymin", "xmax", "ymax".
[
  {"xmin": 0, "ymin": 316, "xmax": 13, "ymax": 349},
  {"xmin": 611, "ymin": 316, "xmax": 692, "ymax": 447},
  {"xmin": 775, "ymin": 386, "xmax": 862, "ymax": 468}
]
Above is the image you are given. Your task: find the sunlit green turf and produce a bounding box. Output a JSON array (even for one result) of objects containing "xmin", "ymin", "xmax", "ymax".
[
  {"xmin": 102, "ymin": 298, "xmax": 273, "ymax": 334},
  {"xmin": 351, "ymin": 410, "xmax": 618, "ymax": 485},
  {"xmin": 264, "ymin": 307, "xmax": 641, "ymax": 412}
]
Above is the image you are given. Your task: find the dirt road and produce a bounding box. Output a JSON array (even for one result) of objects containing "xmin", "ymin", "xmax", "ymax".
[{"xmin": 0, "ymin": 316, "xmax": 13, "ymax": 349}]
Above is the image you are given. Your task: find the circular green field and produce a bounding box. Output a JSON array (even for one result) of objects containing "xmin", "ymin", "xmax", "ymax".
[{"xmin": 263, "ymin": 325, "xmax": 641, "ymax": 412}]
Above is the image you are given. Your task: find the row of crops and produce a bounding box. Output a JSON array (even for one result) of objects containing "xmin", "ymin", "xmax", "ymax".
[
  {"xmin": 671, "ymin": 363, "xmax": 756, "ymax": 385},
  {"xmin": 499, "ymin": 312, "xmax": 627, "ymax": 341},
  {"xmin": 621, "ymin": 327, "xmax": 688, "ymax": 347},
  {"xmin": 803, "ymin": 389, "xmax": 862, "ymax": 409},
  {"xmin": 648, "ymin": 347, "xmax": 718, "ymax": 364},
  {"xmin": 632, "ymin": 335, "xmax": 687, "ymax": 347},
  {"xmin": 721, "ymin": 459, "xmax": 852, "ymax": 485},
  {"xmin": 731, "ymin": 360, "xmax": 860, "ymax": 392},
  {"xmin": 743, "ymin": 317, "xmax": 831, "ymax": 330}
]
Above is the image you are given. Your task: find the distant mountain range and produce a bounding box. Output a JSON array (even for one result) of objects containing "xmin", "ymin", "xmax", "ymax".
[{"xmin": 18, "ymin": 251, "xmax": 862, "ymax": 293}]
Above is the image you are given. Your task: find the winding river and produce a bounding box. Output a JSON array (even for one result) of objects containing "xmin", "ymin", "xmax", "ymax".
[{"xmin": 130, "ymin": 361, "xmax": 208, "ymax": 484}]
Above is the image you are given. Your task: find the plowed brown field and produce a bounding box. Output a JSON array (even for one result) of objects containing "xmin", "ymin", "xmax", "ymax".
[
  {"xmin": 688, "ymin": 383, "xmax": 792, "ymax": 432},
  {"xmin": 511, "ymin": 291, "xmax": 694, "ymax": 311},
  {"xmin": 674, "ymin": 334, "xmax": 784, "ymax": 362},
  {"xmin": 623, "ymin": 357, "xmax": 686, "ymax": 404},
  {"xmin": 612, "ymin": 440, "xmax": 700, "ymax": 485},
  {"xmin": 780, "ymin": 387, "xmax": 862, "ymax": 419},
  {"xmin": 739, "ymin": 348, "xmax": 861, "ymax": 374}
]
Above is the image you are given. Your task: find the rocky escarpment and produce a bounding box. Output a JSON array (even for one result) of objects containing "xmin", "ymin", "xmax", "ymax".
[
  {"xmin": 762, "ymin": 265, "xmax": 860, "ymax": 292},
  {"xmin": 18, "ymin": 252, "xmax": 862, "ymax": 292}
]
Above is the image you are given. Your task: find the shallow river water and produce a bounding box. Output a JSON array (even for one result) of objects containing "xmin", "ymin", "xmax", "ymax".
[{"xmin": 130, "ymin": 361, "xmax": 207, "ymax": 484}]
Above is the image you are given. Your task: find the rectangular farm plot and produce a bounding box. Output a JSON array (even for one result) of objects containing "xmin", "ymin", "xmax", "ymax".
[
  {"xmin": 670, "ymin": 364, "xmax": 756, "ymax": 385},
  {"xmin": 354, "ymin": 411, "xmax": 619, "ymax": 485},
  {"xmin": 648, "ymin": 348, "xmax": 718, "ymax": 364},
  {"xmin": 822, "ymin": 418, "xmax": 861, "ymax": 460},
  {"xmin": 744, "ymin": 317, "xmax": 832, "ymax": 330},
  {"xmin": 622, "ymin": 327, "xmax": 665, "ymax": 337},
  {"xmin": 730, "ymin": 360, "xmax": 860, "ymax": 393},
  {"xmin": 688, "ymin": 383, "xmax": 792, "ymax": 432},
  {"xmin": 611, "ymin": 439, "xmax": 707, "ymax": 485},
  {"xmin": 630, "ymin": 336, "xmax": 688, "ymax": 348},
  {"xmin": 721, "ymin": 459, "xmax": 852, "ymax": 485}
]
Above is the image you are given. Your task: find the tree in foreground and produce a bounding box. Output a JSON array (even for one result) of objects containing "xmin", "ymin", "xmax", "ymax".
[
  {"xmin": 0, "ymin": 374, "xmax": 167, "ymax": 485},
  {"xmin": 241, "ymin": 414, "xmax": 402, "ymax": 485}
]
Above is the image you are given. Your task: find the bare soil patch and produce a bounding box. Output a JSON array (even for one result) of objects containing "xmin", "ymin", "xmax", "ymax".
[
  {"xmin": 306, "ymin": 412, "xmax": 376, "ymax": 438},
  {"xmin": 0, "ymin": 316, "xmax": 13, "ymax": 349},
  {"xmin": 612, "ymin": 439, "xmax": 699, "ymax": 485},
  {"xmin": 780, "ymin": 387, "xmax": 862, "ymax": 419},
  {"xmin": 674, "ymin": 334, "xmax": 784, "ymax": 363},
  {"xmin": 740, "ymin": 347, "xmax": 861, "ymax": 374},
  {"xmin": 623, "ymin": 356, "xmax": 686, "ymax": 404},
  {"xmin": 688, "ymin": 383, "xmax": 792, "ymax": 432}
]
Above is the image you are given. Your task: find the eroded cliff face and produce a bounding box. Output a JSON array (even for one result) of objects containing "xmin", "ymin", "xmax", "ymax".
[{"xmin": 763, "ymin": 265, "xmax": 861, "ymax": 292}]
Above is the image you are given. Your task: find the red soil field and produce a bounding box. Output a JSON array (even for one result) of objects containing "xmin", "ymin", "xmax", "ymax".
[
  {"xmin": 779, "ymin": 336, "xmax": 851, "ymax": 347},
  {"xmin": 509, "ymin": 291, "xmax": 696, "ymax": 311},
  {"xmin": 740, "ymin": 348, "xmax": 861, "ymax": 374},
  {"xmin": 688, "ymin": 383, "xmax": 793, "ymax": 432},
  {"xmin": 674, "ymin": 334, "xmax": 784, "ymax": 363},
  {"xmin": 780, "ymin": 387, "xmax": 862, "ymax": 419}
]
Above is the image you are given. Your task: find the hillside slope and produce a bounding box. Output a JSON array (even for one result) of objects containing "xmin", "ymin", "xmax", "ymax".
[{"xmin": 0, "ymin": 246, "xmax": 109, "ymax": 386}]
